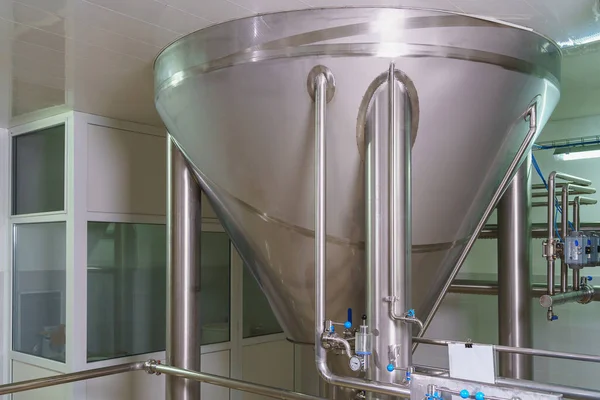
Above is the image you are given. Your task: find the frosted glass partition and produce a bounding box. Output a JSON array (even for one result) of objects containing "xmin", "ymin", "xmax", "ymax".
[
  {"xmin": 12, "ymin": 125, "xmax": 65, "ymax": 215},
  {"xmin": 87, "ymin": 222, "xmax": 166, "ymax": 362},
  {"xmin": 200, "ymin": 232, "xmax": 231, "ymax": 345},
  {"xmin": 243, "ymin": 266, "xmax": 282, "ymax": 338},
  {"xmin": 13, "ymin": 222, "xmax": 67, "ymax": 362}
]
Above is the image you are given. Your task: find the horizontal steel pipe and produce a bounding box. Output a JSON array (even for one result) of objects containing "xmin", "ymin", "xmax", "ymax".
[
  {"xmin": 150, "ymin": 363, "xmax": 326, "ymax": 400},
  {"xmin": 480, "ymin": 222, "xmax": 600, "ymax": 239},
  {"xmin": 496, "ymin": 378, "xmax": 600, "ymax": 400},
  {"xmin": 449, "ymin": 279, "xmax": 600, "ymax": 302},
  {"xmin": 414, "ymin": 365, "xmax": 600, "ymax": 400},
  {"xmin": 413, "ymin": 338, "xmax": 600, "ymax": 364},
  {"xmin": 539, "ymin": 285, "xmax": 595, "ymax": 307},
  {"xmin": 531, "ymin": 184, "xmax": 596, "ymax": 197},
  {"xmin": 0, "ymin": 362, "xmax": 144, "ymax": 396}
]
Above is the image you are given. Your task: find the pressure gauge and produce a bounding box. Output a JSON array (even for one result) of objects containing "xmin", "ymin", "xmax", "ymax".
[{"xmin": 349, "ymin": 356, "xmax": 362, "ymax": 372}]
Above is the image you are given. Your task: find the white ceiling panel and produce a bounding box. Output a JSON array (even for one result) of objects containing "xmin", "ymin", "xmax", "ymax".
[
  {"xmin": 0, "ymin": 0, "xmax": 599, "ymax": 128},
  {"xmin": 163, "ymin": 0, "xmax": 253, "ymax": 22}
]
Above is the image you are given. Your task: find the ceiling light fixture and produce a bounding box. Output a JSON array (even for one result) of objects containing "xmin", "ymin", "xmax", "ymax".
[{"xmin": 554, "ymin": 144, "xmax": 600, "ymax": 161}]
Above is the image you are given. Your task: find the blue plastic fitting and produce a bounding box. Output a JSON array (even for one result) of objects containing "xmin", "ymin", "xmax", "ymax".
[
  {"xmin": 405, "ymin": 371, "xmax": 411, "ymax": 382},
  {"xmin": 344, "ymin": 321, "xmax": 352, "ymax": 329},
  {"xmin": 551, "ymin": 315, "xmax": 559, "ymax": 321},
  {"xmin": 475, "ymin": 391, "xmax": 485, "ymax": 400},
  {"xmin": 330, "ymin": 325, "xmax": 335, "ymax": 332},
  {"xmin": 588, "ymin": 276, "xmax": 593, "ymax": 281},
  {"xmin": 575, "ymin": 240, "xmax": 580, "ymax": 246},
  {"xmin": 407, "ymin": 309, "xmax": 415, "ymax": 318},
  {"xmin": 386, "ymin": 364, "xmax": 394, "ymax": 372},
  {"xmin": 459, "ymin": 389, "xmax": 470, "ymax": 399}
]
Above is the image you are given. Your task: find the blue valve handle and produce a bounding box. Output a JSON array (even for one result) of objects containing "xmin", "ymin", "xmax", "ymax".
[
  {"xmin": 386, "ymin": 364, "xmax": 395, "ymax": 372},
  {"xmin": 406, "ymin": 309, "xmax": 415, "ymax": 318},
  {"xmin": 459, "ymin": 389, "xmax": 470, "ymax": 399},
  {"xmin": 587, "ymin": 276, "xmax": 593, "ymax": 281},
  {"xmin": 347, "ymin": 308, "xmax": 353, "ymax": 325},
  {"xmin": 475, "ymin": 391, "xmax": 485, "ymax": 400}
]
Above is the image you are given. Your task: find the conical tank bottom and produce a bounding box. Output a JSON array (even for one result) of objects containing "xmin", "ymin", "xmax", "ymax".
[{"xmin": 155, "ymin": 8, "xmax": 561, "ymax": 343}]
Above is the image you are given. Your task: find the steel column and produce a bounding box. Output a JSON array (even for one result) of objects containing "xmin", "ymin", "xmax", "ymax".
[
  {"xmin": 167, "ymin": 136, "xmax": 202, "ymax": 400},
  {"xmin": 497, "ymin": 155, "xmax": 533, "ymax": 379}
]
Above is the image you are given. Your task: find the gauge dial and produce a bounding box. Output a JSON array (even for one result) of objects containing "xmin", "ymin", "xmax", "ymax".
[{"xmin": 349, "ymin": 356, "xmax": 361, "ymax": 372}]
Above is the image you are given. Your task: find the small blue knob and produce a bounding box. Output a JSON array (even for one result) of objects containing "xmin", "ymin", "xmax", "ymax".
[
  {"xmin": 330, "ymin": 325, "xmax": 335, "ymax": 332},
  {"xmin": 433, "ymin": 391, "xmax": 440, "ymax": 399},
  {"xmin": 588, "ymin": 276, "xmax": 593, "ymax": 281},
  {"xmin": 575, "ymin": 240, "xmax": 580, "ymax": 246},
  {"xmin": 386, "ymin": 364, "xmax": 394, "ymax": 372},
  {"xmin": 344, "ymin": 321, "xmax": 352, "ymax": 329},
  {"xmin": 407, "ymin": 309, "xmax": 415, "ymax": 318},
  {"xmin": 460, "ymin": 389, "xmax": 470, "ymax": 399},
  {"xmin": 405, "ymin": 371, "xmax": 411, "ymax": 382},
  {"xmin": 551, "ymin": 315, "xmax": 558, "ymax": 321},
  {"xmin": 475, "ymin": 391, "xmax": 485, "ymax": 400}
]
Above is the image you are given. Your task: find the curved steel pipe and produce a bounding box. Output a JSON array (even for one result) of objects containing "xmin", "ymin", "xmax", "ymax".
[{"xmin": 312, "ymin": 68, "xmax": 410, "ymax": 398}]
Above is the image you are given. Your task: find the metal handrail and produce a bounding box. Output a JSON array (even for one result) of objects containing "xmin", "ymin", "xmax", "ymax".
[
  {"xmin": 0, "ymin": 362, "xmax": 144, "ymax": 396},
  {"xmin": 413, "ymin": 337, "xmax": 600, "ymax": 364},
  {"xmin": 146, "ymin": 362, "xmax": 325, "ymax": 400}
]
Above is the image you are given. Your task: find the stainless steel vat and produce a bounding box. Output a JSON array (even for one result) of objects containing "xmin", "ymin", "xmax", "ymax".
[{"xmin": 154, "ymin": 8, "xmax": 561, "ymax": 344}]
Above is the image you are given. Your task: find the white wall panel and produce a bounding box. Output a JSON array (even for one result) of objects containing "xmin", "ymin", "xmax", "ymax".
[
  {"xmin": 84, "ymin": 350, "xmax": 230, "ymax": 400},
  {"xmin": 86, "ymin": 124, "xmax": 166, "ymax": 216},
  {"xmin": 12, "ymin": 361, "xmax": 67, "ymax": 400},
  {"xmin": 242, "ymin": 341, "xmax": 294, "ymax": 400}
]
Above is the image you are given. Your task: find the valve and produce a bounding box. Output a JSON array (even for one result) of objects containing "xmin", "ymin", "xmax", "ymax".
[
  {"xmin": 475, "ymin": 391, "xmax": 485, "ymax": 400},
  {"xmin": 459, "ymin": 390, "xmax": 470, "ymax": 399}
]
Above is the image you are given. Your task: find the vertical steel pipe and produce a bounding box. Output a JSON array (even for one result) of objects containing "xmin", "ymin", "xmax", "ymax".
[
  {"xmin": 167, "ymin": 136, "xmax": 202, "ymax": 400},
  {"xmin": 388, "ymin": 64, "xmax": 413, "ymax": 372},
  {"xmin": 560, "ymin": 185, "xmax": 569, "ymax": 293},
  {"xmin": 573, "ymin": 197, "xmax": 581, "ymax": 291},
  {"xmin": 497, "ymin": 155, "xmax": 532, "ymax": 380},
  {"xmin": 312, "ymin": 67, "xmax": 411, "ymax": 399},
  {"xmin": 547, "ymin": 172, "xmax": 556, "ymax": 297}
]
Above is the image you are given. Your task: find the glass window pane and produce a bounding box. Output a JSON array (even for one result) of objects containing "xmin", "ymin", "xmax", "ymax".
[
  {"xmin": 200, "ymin": 232, "xmax": 231, "ymax": 345},
  {"xmin": 12, "ymin": 125, "xmax": 65, "ymax": 215},
  {"xmin": 243, "ymin": 265, "xmax": 282, "ymax": 338},
  {"xmin": 87, "ymin": 222, "xmax": 167, "ymax": 362},
  {"xmin": 13, "ymin": 222, "xmax": 67, "ymax": 362}
]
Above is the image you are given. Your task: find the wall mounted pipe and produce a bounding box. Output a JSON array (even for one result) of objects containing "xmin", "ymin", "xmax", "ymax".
[
  {"xmin": 311, "ymin": 66, "xmax": 411, "ymax": 399},
  {"xmin": 416, "ymin": 103, "xmax": 538, "ymax": 347},
  {"xmin": 480, "ymin": 222, "xmax": 600, "ymax": 239},
  {"xmin": 413, "ymin": 338, "xmax": 600, "ymax": 364},
  {"xmin": 560, "ymin": 184, "xmax": 570, "ymax": 293},
  {"xmin": 448, "ymin": 280, "xmax": 600, "ymax": 302}
]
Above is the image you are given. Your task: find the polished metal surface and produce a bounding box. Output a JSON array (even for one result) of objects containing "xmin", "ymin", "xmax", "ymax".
[
  {"xmin": 154, "ymin": 8, "xmax": 561, "ymax": 344},
  {"xmin": 417, "ymin": 105, "xmax": 540, "ymax": 347},
  {"xmin": 312, "ymin": 63, "xmax": 411, "ymax": 400},
  {"xmin": 0, "ymin": 363, "xmax": 143, "ymax": 396},
  {"xmin": 560, "ymin": 185, "xmax": 570, "ymax": 293},
  {"xmin": 167, "ymin": 137, "xmax": 201, "ymax": 400},
  {"xmin": 365, "ymin": 64, "xmax": 415, "ymax": 392},
  {"xmin": 413, "ymin": 337, "xmax": 600, "ymax": 363},
  {"xmin": 449, "ymin": 279, "xmax": 600, "ymax": 302},
  {"xmin": 573, "ymin": 197, "xmax": 581, "ymax": 290},
  {"xmin": 497, "ymin": 156, "xmax": 532, "ymax": 380},
  {"xmin": 539, "ymin": 284, "xmax": 595, "ymax": 307},
  {"xmin": 480, "ymin": 222, "xmax": 600, "ymax": 239},
  {"xmin": 414, "ymin": 365, "xmax": 600, "ymax": 400}
]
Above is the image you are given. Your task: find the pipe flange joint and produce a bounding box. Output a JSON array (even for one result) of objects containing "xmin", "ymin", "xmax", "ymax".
[
  {"xmin": 578, "ymin": 284, "xmax": 595, "ymax": 305},
  {"xmin": 307, "ymin": 65, "xmax": 335, "ymax": 103},
  {"xmin": 144, "ymin": 359, "xmax": 161, "ymax": 375}
]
